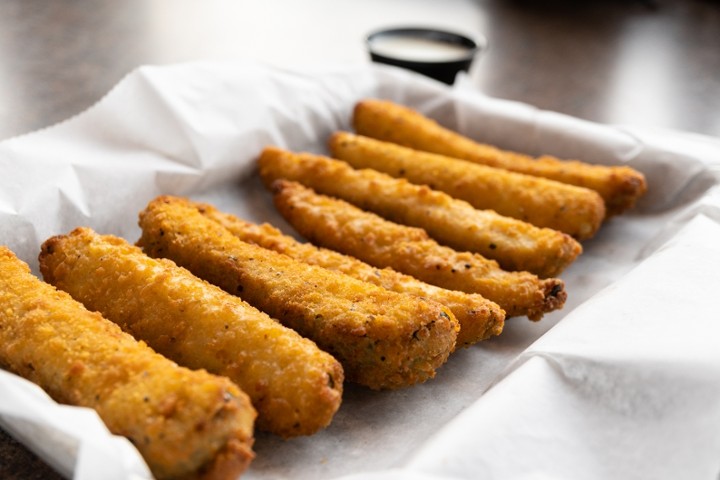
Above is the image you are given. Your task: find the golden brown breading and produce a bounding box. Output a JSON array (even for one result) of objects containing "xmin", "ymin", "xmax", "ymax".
[
  {"xmin": 39, "ymin": 227, "xmax": 342, "ymax": 439},
  {"xmin": 271, "ymin": 180, "xmax": 566, "ymax": 321},
  {"xmin": 352, "ymin": 98, "xmax": 647, "ymax": 217},
  {"xmin": 137, "ymin": 196, "xmax": 458, "ymax": 390},
  {"xmin": 191, "ymin": 200, "xmax": 504, "ymax": 347},
  {"xmin": 0, "ymin": 246, "xmax": 255, "ymax": 480},
  {"xmin": 257, "ymin": 146, "xmax": 581, "ymax": 278},
  {"xmin": 329, "ymin": 131, "xmax": 606, "ymax": 240}
]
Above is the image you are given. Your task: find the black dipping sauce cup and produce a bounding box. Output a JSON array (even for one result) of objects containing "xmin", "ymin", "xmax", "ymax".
[{"xmin": 366, "ymin": 27, "xmax": 484, "ymax": 85}]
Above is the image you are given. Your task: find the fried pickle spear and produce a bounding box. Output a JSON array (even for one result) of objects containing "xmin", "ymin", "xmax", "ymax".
[
  {"xmin": 39, "ymin": 228, "xmax": 342, "ymax": 439},
  {"xmin": 137, "ymin": 196, "xmax": 458, "ymax": 390},
  {"xmin": 271, "ymin": 180, "xmax": 566, "ymax": 321},
  {"xmin": 329, "ymin": 131, "xmax": 606, "ymax": 240},
  {"xmin": 190, "ymin": 199, "xmax": 504, "ymax": 346},
  {"xmin": 352, "ymin": 98, "xmax": 648, "ymax": 216},
  {"xmin": 0, "ymin": 246, "xmax": 255, "ymax": 480},
  {"xmin": 257, "ymin": 146, "xmax": 581, "ymax": 278}
]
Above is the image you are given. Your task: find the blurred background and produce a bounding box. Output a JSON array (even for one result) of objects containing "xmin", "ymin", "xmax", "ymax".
[
  {"xmin": 0, "ymin": 0, "xmax": 719, "ymax": 478},
  {"xmin": 0, "ymin": 0, "xmax": 719, "ymax": 141}
]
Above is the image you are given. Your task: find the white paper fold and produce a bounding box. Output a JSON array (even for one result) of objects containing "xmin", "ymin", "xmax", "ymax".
[
  {"xmin": 1, "ymin": 61, "xmax": 719, "ymax": 480},
  {"xmin": 402, "ymin": 214, "xmax": 720, "ymax": 480},
  {"xmin": 0, "ymin": 370, "xmax": 152, "ymax": 480}
]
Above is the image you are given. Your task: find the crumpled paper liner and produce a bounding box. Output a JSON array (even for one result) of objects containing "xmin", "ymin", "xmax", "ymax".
[{"xmin": 1, "ymin": 60, "xmax": 719, "ymax": 480}]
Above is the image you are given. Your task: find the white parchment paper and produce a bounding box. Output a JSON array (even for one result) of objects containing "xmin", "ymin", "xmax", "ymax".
[{"xmin": 1, "ymin": 61, "xmax": 719, "ymax": 480}]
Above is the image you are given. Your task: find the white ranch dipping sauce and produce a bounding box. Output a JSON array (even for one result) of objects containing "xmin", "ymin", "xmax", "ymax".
[{"xmin": 369, "ymin": 36, "xmax": 473, "ymax": 63}]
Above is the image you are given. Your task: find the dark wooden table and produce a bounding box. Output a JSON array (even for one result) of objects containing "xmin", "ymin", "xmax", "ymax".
[{"xmin": 1, "ymin": 0, "xmax": 719, "ymax": 478}]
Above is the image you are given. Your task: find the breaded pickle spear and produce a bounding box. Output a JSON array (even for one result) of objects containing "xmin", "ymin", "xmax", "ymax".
[
  {"xmin": 137, "ymin": 196, "xmax": 458, "ymax": 390},
  {"xmin": 191, "ymin": 199, "xmax": 504, "ymax": 346},
  {"xmin": 329, "ymin": 131, "xmax": 606, "ymax": 240},
  {"xmin": 0, "ymin": 246, "xmax": 255, "ymax": 480},
  {"xmin": 352, "ymin": 98, "xmax": 648, "ymax": 217},
  {"xmin": 39, "ymin": 228, "xmax": 342, "ymax": 439},
  {"xmin": 271, "ymin": 180, "xmax": 566, "ymax": 321},
  {"xmin": 257, "ymin": 146, "xmax": 581, "ymax": 278}
]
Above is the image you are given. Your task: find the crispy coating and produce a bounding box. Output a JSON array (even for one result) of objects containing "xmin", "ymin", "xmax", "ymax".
[
  {"xmin": 137, "ymin": 196, "xmax": 458, "ymax": 390},
  {"xmin": 271, "ymin": 180, "xmax": 566, "ymax": 321},
  {"xmin": 0, "ymin": 246, "xmax": 256, "ymax": 480},
  {"xmin": 39, "ymin": 228, "xmax": 342, "ymax": 439},
  {"xmin": 352, "ymin": 98, "xmax": 648, "ymax": 217},
  {"xmin": 257, "ymin": 146, "xmax": 581, "ymax": 278},
  {"xmin": 191, "ymin": 199, "xmax": 504, "ymax": 347},
  {"xmin": 329, "ymin": 131, "xmax": 606, "ymax": 240}
]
